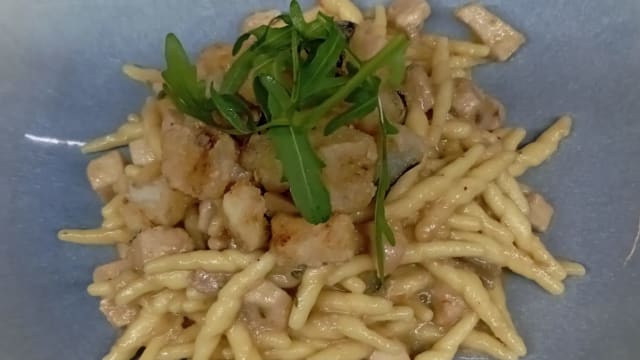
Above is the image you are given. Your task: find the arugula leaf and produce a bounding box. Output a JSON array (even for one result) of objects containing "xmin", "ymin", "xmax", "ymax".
[
  {"xmin": 268, "ymin": 126, "xmax": 331, "ymax": 224},
  {"xmin": 299, "ymin": 34, "xmax": 409, "ymax": 128},
  {"xmin": 298, "ymin": 77, "xmax": 348, "ymax": 108},
  {"xmin": 373, "ymin": 96, "xmax": 397, "ymax": 280},
  {"xmin": 220, "ymin": 50, "xmax": 255, "ymax": 94},
  {"xmin": 209, "ymin": 91, "xmax": 255, "ymax": 134},
  {"xmin": 289, "ymin": 0, "xmax": 307, "ymax": 35},
  {"xmin": 257, "ymin": 75, "xmax": 291, "ymax": 120},
  {"xmin": 298, "ymin": 26, "xmax": 346, "ymax": 98},
  {"xmin": 162, "ymin": 33, "xmax": 214, "ymax": 122},
  {"xmin": 324, "ymin": 96, "xmax": 377, "ymax": 135},
  {"xmin": 232, "ymin": 32, "xmax": 252, "ymax": 56}
]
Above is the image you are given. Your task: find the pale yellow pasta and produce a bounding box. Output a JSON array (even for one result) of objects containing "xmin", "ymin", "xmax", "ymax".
[
  {"xmin": 502, "ymin": 128, "xmax": 527, "ymax": 151},
  {"xmin": 422, "ymin": 35, "xmax": 491, "ymax": 57},
  {"xmin": 181, "ymin": 298, "xmax": 214, "ymax": 313},
  {"xmin": 288, "ymin": 265, "xmax": 331, "ymax": 330},
  {"xmin": 431, "ymin": 37, "xmax": 451, "ymax": 85},
  {"xmin": 429, "ymin": 79, "xmax": 454, "ymax": 145},
  {"xmin": 226, "ymin": 321, "xmax": 263, "ymax": 360},
  {"xmin": 424, "ymin": 261, "xmax": 526, "ymax": 356},
  {"xmin": 450, "ymin": 68, "xmax": 471, "ymax": 79},
  {"xmin": 57, "ymin": 228, "xmax": 134, "ymax": 245},
  {"xmin": 82, "ymin": 121, "xmax": 144, "ymax": 154},
  {"xmin": 315, "ymin": 290, "xmax": 394, "ymax": 316},
  {"xmin": 560, "ymin": 260, "xmax": 587, "ymax": 277},
  {"xmin": 463, "ymin": 331, "xmax": 519, "ymax": 360},
  {"xmin": 415, "ymin": 152, "xmax": 516, "ymax": 241},
  {"xmin": 427, "ymin": 35, "xmax": 453, "ymax": 144},
  {"xmin": 193, "ymin": 252, "xmax": 276, "ymax": 360},
  {"xmin": 405, "ymin": 103, "xmax": 429, "ymax": 138},
  {"xmin": 294, "ymin": 313, "xmax": 343, "ymax": 341},
  {"xmin": 386, "ymin": 144, "xmax": 485, "ymax": 220},
  {"xmin": 103, "ymin": 291, "xmax": 176, "ymax": 360},
  {"xmin": 157, "ymin": 344, "xmax": 195, "ymax": 360},
  {"xmin": 387, "ymin": 162, "xmax": 424, "ymax": 202},
  {"xmin": 447, "ymin": 214, "xmax": 483, "ymax": 231},
  {"xmin": 451, "ymin": 231, "xmax": 564, "ymax": 294},
  {"xmin": 340, "ymin": 276, "xmax": 367, "ymax": 293},
  {"xmin": 327, "ymin": 255, "xmax": 374, "ymax": 285},
  {"xmin": 459, "ymin": 202, "xmax": 515, "ymax": 245},
  {"xmin": 143, "ymin": 250, "xmax": 261, "ymax": 274},
  {"xmin": 401, "ymin": 241, "xmax": 486, "ymax": 264},
  {"xmin": 374, "ymin": 319, "xmax": 419, "ymax": 339},
  {"xmin": 415, "ymin": 312, "xmax": 479, "ymax": 360},
  {"xmin": 412, "ymin": 322, "xmax": 445, "ymax": 344},
  {"xmin": 174, "ymin": 324, "xmax": 202, "ymax": 345},
  {"xmin": 365, "ymin": 306, "xmax": 414, "ymax": 323},
  {"xmin": 334, "ymin": 315, "xmax": 404, "ymax": 353},
  {"xmin": 87, "ymin": 282, "xmax": 114, "ymax": 297},
  {"xmin": 122, "ymin": 64, "xmax": 163, "ymax": 86},
  {"xmin": 139, "ymin": 333, "xmax": 170, "ymax": 360},
  {"xmin": 488, "ymin": 276, "xmax": 515, "ymax": 330},
  {"xmin": 386, "ymin": 265, "xmax": 434, "ymax": 296},
  {"xmin": 497, "ymin": 172, "xmax": 530, "ymax": 215},
  {"xmin": 403, "ymin": 297, "xmax": 434, "ymax": 322},
  {"xmin": 483, "ymin": 183, "xmax": 566, "ymax": 280},
  {"xmin": 116, "ymin": 271, "xmax": 192, "ymax": 305},
  {"xmin": 509, "ymin": 116, "xmax": 572, "ymax": 177},
  {"xmin": 87, "ymin": 270, "xmax": 138, "ymax": 298},
  {"xmin": 307, "ymin": 341, "xmax": 372, "ymax": 360},
  {"xmin": 254, "ymin": 331, "xmax": 293, "ymax": 350},
  {"xmin": 263, "ymin": 342, "xmax": 319, "ymax": 360}
]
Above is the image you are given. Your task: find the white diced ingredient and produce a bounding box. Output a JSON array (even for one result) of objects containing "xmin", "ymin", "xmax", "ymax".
[
  {"xmin": 86, "ymin": 150, "xmax": 124, "ymax": 191},
  {"xmin": 455, "ymin": 3, "xmax": 525, "ymax": 61},
  {"xmin": 128, "ymin": 139, "xmax": 156, "ymax": 166}
]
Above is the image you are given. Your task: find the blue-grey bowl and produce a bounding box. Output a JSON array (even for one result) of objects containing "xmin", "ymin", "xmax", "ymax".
[{"xmin": 1, "ymin": 0, "xmax": 639, "ymax": 359}]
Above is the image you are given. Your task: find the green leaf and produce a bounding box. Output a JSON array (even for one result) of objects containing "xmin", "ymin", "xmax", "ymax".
[
  {"xmin": 257, "ymin": 75, "xmax": 291, "ymax": 120},
  {"xmin": 252, "ymin": 76, "xmax": 270, "ymax": 120},
  {"xmin": 299, "ymin": 26, "xmax": 346, "ymax": 97},
  {"xmin": 220, "ymin": 49, "xmax": 255, "ymax": 94},
  {"xmin": 252, "ymin": 25, "xmax": 293, "ymax": 51},
  {"xmin": 162, "ymin": 33, "xmax": 214, "ymax": 122},
  {"xmin": 232, "ymin": 32, "xmax": 252, "ymax": 56},
  {"xmin": 289, "ymin": 0, "xmax": 307, "ymax": 34},
  {"xmin": 345, "ymin": 76, "xmax": 380, "ymax": 104},
  {"xmin": 324, "ymin": 96, "xmax": 377, "ymax": 135},
  {"xmin": 290, "ymin": 30, "xmax": 301, "ymax": 104},
  {"xmin": 267, "ymin": 126, "xmax": 331, "ymax": 224},
  {"xmin": 209, "ymin": 91, "xmax": 256, "ymax": 134},
  {"xmin": 298, "ymin": 77, "xmax": 348, "ymax": 108}
]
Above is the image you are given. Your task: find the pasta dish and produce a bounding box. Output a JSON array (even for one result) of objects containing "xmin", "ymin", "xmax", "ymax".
[{"xmin": 59, "ymin": 1, "xmax": 584, "ymax": 359}]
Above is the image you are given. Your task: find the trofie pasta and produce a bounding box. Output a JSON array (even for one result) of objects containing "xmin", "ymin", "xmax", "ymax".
[{"xmin": 59, "ymin": 0, "xmax": 583, "ymax": 359}]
